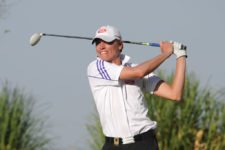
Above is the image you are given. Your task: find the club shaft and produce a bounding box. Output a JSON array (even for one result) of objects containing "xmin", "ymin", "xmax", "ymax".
[
  {"xmin": 122, "ymin": 40, "xmax": 160, "ymax": 47},
  {"xmin": 42, "ymin": 33, "xmax": 160, "ymax": 47},
  {"xmin": 43, "ymin": 33, "xmax": 93, "ymax": 40}
]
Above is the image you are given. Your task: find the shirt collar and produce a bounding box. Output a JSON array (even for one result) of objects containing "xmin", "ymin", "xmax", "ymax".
[
  {"xmin": 96, "ymin": 54, "xmax": 130, "ymax": 65},
  {"xmin": 120, "ymin": 54, "xmax": 130, "ymax": 65}
]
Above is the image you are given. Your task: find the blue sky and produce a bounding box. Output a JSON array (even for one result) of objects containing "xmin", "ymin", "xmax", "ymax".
[{"xmin": 0, "ymin": 0, "xmax": 225, "ymax": 149}]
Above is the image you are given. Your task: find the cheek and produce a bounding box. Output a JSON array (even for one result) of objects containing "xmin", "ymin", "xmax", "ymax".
[
  {"xmin": 114, "ymin": 47, "xmax": 121, "ymax": 55},
  {"xmin": 109, "ymin": 48, "xmax": 120, "ymax": 56},
  {"xmin": 95, "ymin": 47, "xmax": 101, "ymax": 54}
]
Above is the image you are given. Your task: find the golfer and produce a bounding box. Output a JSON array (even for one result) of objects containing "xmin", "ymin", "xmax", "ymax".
[{"xmin": 87, "ymin": 25, "xmax": 187, "ymax": 150}]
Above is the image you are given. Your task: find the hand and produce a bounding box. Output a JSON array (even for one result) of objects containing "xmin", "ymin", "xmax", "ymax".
[
  {"xmin": 160, "ymin": 41, "xmax": 173, "ymax": 56},
  {"xmin": 171, "ymin": 41, "xmax": 187, "ymax": 59}
]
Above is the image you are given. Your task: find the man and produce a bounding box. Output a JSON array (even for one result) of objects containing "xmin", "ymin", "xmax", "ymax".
[{"xmin": 87, "ymin": 25, "xmax": 187, "ymax": 150}]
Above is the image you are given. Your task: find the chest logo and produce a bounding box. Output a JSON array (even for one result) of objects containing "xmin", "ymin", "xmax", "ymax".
[{"xmin": 124, "ymin": 80, "xmax": 135, "ymax": 85}]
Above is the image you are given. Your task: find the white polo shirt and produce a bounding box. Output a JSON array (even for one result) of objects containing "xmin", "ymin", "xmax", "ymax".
[{"xmin": 87, "ymin": 54, "xmax": 161, "ymax": 138}]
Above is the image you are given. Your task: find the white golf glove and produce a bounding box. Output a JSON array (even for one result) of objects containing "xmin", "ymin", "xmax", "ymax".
[{"xmin": 171, "ymin": 41, "xmax": 187, "ymax": 59}]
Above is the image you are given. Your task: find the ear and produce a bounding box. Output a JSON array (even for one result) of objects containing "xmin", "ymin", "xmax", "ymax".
[{"xmin": 119, "ymin": 42, "xmax": 124, "ymax": 52}]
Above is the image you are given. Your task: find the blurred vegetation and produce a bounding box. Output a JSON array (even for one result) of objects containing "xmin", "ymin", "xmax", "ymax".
[
  {"xmin": 0, "ymin": 0, "xmax": 7, "ymax": 19},
  {"xmin": 1, "ymin": 1, "xmax": 51, "ymax": 149},
  {"xmin": 0, "ymin": 0, "xmax": 22, "ymax": 19},
  {"xmin": 0, "ymin": 0, "xmax": 10, "ymax": 35},
  {"xmin": 86, "ymin": 113, "xmax": 105, "ymax": 150},
  {"xmin": 0, "ymin": 82, "xmax": 51, "ymax": 150},
  {"xmin": 86, "ymin": 72, "xmax": 225, "ymax": 150}
]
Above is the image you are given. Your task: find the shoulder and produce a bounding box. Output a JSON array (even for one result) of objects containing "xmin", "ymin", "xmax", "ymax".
[
  {"xmin": 87, "ymin": 59, "xmax": 120, "ymax": 75},
  {"xmin": 88, "ymin": 58, "xmax": 123, "ymax": 70},
  {"xmin": 87, "ymin": 59, "xmax": 97, "ymax": 74},
  {"xmin": 87, "ymin": 59, "xmax": 97, "ymax": 69},
  {"xmin": 124, "ymin": 62, "xmax": 137, "ymax": 67},
  {"xmin": 87, "ymin": 58, "xmax": 125, "ymax": 80}
]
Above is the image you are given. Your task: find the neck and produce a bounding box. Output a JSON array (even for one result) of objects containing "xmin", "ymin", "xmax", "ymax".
[{"xmin": 112, "ymin": 58, "xmax": 122, "ymax": 65}]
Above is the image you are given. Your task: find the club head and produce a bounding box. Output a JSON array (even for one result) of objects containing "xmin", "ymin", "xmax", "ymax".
[{"xmin": 29, "ymin": 33, "xmax": 43, "ymax": 46}]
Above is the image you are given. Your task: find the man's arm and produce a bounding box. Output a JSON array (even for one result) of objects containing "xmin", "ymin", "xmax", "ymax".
[
  {"xmin": 153, "ymin": 57, "xmax": 186, "ymax": 101},
  {"xmin": 119, "ymin": 41, "xmax": 173, "ymax": 80}
]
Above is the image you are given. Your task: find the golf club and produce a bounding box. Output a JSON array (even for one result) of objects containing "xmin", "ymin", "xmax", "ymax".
[
  {"xmin": 29, "ymin": 33, "xmax": 161, "ymax": 47},
  {"xmin": 29, "ymin": 33, "xmax": 187, "ymax": 50}
]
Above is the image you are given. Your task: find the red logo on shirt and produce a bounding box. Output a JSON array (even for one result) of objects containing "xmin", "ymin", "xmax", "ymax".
[{"xmin": 124, "ymin": 80, "xmax": 135, "ymax": 85}]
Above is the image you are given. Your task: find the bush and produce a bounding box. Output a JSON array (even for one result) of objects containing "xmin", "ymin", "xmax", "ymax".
[
  {"xmin": 0, "ymin": 83, "xmax": 51, "ymax": 150},
  {"xmin": 146, "ymin": 72, "xmax": 225, "ymax": 150}
]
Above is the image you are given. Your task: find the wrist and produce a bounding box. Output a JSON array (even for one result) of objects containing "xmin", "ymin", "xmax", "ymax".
[
  {"xmin": 175, "ymin": 50, "xmax": 187, "ymax": 59},
  {"xmin": 162, "ymin": 52, "xmax": 172, "ymax": 58},
  {"xmin": 176, "ymin": 55, "xmax": 187, "ymax": 60}
]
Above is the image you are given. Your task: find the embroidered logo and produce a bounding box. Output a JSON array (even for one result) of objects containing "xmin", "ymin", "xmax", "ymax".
[
  {"xmin": 98, "ymin": 27, "xmax": 107, "ymax": 33},
  {"xmin": 124, "ymin": 80, "xmax": 135, "ymax": 85}
]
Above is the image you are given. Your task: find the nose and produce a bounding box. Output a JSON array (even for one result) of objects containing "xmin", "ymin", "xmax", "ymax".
[{"xmin": 98, "ymin": 41, "xmax": 106, "ymax": 49}]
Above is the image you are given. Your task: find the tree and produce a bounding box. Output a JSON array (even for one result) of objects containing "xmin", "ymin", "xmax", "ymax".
[
  {"xmin": 0, "ymin": 0, "xmax": 7, "ymax": 19},
  {"xmin": 86, "ymin": 72, "xmax": 225, "ymax": 150},
  {"xmin": 86, "ymin": 114, "xmax": 104, "ymax": 150},
  {"xmin": 0, "ymin": 0, "xmax": 20, "ymax": 19},
  {"xmin": 0, "ymin": 0, "xmax": 19, "ymax": 34},
  {"xmin": 146, "ymin": 72, "xmax": 225, "ymax": 150},
  {"xmin": 0, "ymin": 83, "xmax": 51, "ymax": 150}
]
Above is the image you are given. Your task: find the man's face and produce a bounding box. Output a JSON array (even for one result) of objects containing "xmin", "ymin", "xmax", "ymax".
[{"xmin": 95, "ymin": 39, "xmax": 123, "ymax": 64}]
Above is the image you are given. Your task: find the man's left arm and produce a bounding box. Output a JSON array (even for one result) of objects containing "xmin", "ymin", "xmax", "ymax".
[{"xmin": 153, "ymin": 42, "xmax": 187, "ymax": 101}]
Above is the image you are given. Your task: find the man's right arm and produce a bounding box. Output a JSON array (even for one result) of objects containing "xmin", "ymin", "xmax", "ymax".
[{"xmin": 119, "ymin": 41, "xmax": 173, "ymax": 80}]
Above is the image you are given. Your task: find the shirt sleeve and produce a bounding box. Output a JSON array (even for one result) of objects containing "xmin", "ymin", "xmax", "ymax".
[
  {"xmin": 143, "ymin": 73, "xmax": 162, "ymax": 94},
  {"xmin": 87, "ymin": 59, "xmax": 124, "ymax": 86}
]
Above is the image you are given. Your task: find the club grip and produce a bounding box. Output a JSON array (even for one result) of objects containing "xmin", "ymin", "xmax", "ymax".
[{"xmin": 149, "ymin": 43, "xmax": 160, "ymax": 47}]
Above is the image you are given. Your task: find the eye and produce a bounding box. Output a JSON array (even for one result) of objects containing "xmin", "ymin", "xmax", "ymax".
[
  {"xmin": 107, "ymin": 40, "xmax": 116, "ymax": 45},
  {"xmin": 95, "ymin": 39, "xmax": 101, "ymax": 46},
  {"xmin": 95, "ymin": 39, "xmax": 116, "ymax": 46}
]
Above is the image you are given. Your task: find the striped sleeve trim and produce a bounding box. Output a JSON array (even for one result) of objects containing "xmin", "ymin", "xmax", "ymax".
[{"xmin": 96, "ymin": 60, "xmax": 111, "ymax": 80}]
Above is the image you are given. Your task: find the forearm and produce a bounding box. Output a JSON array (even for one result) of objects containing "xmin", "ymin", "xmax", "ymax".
[
  {"xmin": 120, "ymin": 52, "xmax": 171, "ymax": 80},
  {"xmin": 153, "ymin": 57, "xmax": 186, "ymax": 101},
  {"xmin": 120, "ymin": 41, "xmax": 174, "ymax": 80},
  {"xmin": 171, "ymin": 57, "xmax": 186, "ymax": 100},
  {"xmin": 134, "ymin": 52, "xmax": 172, "ymax": 77}
]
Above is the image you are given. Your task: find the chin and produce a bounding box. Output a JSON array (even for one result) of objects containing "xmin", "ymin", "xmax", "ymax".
[
  {"xmin": 99, "ymin": 56, "xmax": 112, "ymax": 62},
  {"xmin": 103, "ymin": 59, "xmax": 112, "ymax": 62}
]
